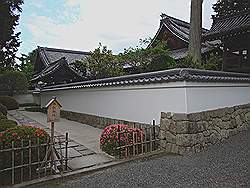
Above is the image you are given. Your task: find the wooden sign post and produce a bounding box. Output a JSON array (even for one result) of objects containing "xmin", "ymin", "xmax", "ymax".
[{"xmin": 45, "ymin": 97, "xmax": 62, "ymax": 172}]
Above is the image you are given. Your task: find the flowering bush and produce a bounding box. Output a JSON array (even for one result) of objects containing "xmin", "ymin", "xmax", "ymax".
[
  {"xmin": 0, "ymin": 125, "xmax": 49, "ymax": 185},
  {"xmin": 0, "ymin": 125, "xmax": 48, "ymax": 146},
  {"xmin": 100, "ymin": 124, "xmax": 144, "ymax": 156}
]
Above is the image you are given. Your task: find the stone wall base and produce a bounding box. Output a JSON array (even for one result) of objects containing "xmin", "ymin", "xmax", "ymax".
[
  {"xmin": 160, "ymin": 104, "xmax": 250, "ymax": 155},
  {"xmin": 60, "ymin": 110, "xmax": 149, "ymax": 129}
]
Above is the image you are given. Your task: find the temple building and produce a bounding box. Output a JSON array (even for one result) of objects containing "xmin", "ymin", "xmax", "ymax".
[
  {"xmin": 31, "ymin": 46, "xmax": 90, "ymax": 86},
  {"xmin": 32, "ymin": 10, "xmax": 249, "ymax": 87},
  {"xmin": 204, "ymin": 9, "xmax": 249, "ymax": 73},
  {"xmin": 149, "ymin": 14, "xmax": 218, "ymax": 61}
]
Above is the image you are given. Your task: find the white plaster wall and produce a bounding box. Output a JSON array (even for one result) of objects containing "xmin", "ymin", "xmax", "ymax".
[
  {"xmin": 41, "ymin": 82, "xmax": 187, "ymax": 124},
  {"xmin": 33, "ymin": 92, "xmax": 41, "ymax": 105},
  {"xmin": 40, "ymin": 81, "xmax": 250, "ymax": 124},
  {"xmin": 13, "ymin": 92, "xmax": 34, "ymax": 104},
  {"xmin": 186, "ymin": 82, "xmax": 250, "ymax": 113}
]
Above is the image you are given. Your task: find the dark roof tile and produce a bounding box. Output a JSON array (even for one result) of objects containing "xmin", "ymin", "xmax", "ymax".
[
  {"xmin": 204, "ymin": 11, "xmax": 249, "ymax": 40},
  {"xmin": 41, "ymin": 68, "xmax": 250, "ymax": 91},
  {"xmin": 37, "ymin": 46, "xmax": 90, "ymax": 66}
]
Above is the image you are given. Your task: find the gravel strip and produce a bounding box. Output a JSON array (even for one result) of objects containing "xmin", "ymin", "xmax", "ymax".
[{"xmin": 30, "ymin": 129, "xmax": 250, "ymax": 188}]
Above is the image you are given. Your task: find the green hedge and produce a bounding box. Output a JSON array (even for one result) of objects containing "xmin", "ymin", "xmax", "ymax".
[
  {"xmin": 0, "ymin": 103, "xmax": 7, "ymax": 115},
  {"xmin": 0, "ymin": 119, "xmax": 18, "ymax": 132},
  {"xmin": 0, "ymin": 113, "xmax": 7, "ymax": 120},
  {"xmin": 0, "ymin": 96, "xmax": 19, "ymax": 110},
  {"xmin": 25, "ymin": 106, "xmax": 46, "ymax": 113},
  {"xmin": 19, "ymin": 103, "xmax": 39, "ymax": 107}
]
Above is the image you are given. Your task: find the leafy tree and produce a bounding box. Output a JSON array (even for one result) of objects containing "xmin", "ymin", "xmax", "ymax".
[
  {"xmin": 72, "ymin": 59, "xmax": 88, "ymax": 77},
  {"xmin": 0, "ymin": 0, "xmax": 24, "ymax": 68},
  {"xmin": 177, "ymin": 53, "xmax": 222, "ymax": 71},
  {"xmin": 73, "ymin": 43, "xmax": 124, "ymax": 79},
  {"xmin": 0, "ymin": 71, "xmax": 28, "ymax": 96},
  {"xmin": 118, "ymin": 39, "xmax": 176, "ymax": 74},
  {"xmin": 18, "ymin": 50, "xmax": 36, "ymax": 87},
  {"xmin": 202, "ymin": 53, "xmax": 222, "ymax": 71},
  {"xmin": 213, "ymin": 0, "xmax": 248, "ymax": 19}
]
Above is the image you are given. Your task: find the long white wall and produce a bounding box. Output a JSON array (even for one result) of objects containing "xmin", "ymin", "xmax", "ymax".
[
  {"xmin": 41, "ymin": 82, "xmax": 187, "ymax": 124},
  {"xmin": 186, "ymin": 82, "xmax": 250, "ymax": 113},
  {"xmin": 13, "ymin": 91, "xmax": 41, "ymax": 105},
  {"xmin": 40, "ymin": 81, "xmax": 250, "ymax": 124}
]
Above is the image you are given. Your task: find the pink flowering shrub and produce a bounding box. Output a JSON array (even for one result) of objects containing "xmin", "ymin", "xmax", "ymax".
[
  {"xmin": 0, "ymin": 125, "xmax": 49, "ymax": 185},
  {"xmin": 100, "ymin": 124, "xmax": 144, "ymax": 156}
]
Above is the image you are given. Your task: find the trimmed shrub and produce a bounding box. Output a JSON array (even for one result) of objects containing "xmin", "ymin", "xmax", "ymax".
[
  {"xmin": 0, "ymin": 119, "xmax": 18, "ymax": 132},
  {"xmin": 0, "ymin": 112, "xmax": 7, "ymax": 120},
  {"xmin": 25, "ymin": 106, "xmax": 46, "ymax": 113},
  {"xmin": 0, "ymin": 103, "xmax": 7, "ymax": 115},
  {"xmin": 19, "ymin": 103, "xmax": 39, "ymax": 107},
  {"xmin": 100, "ymin": 124, "xmax": 144, "ymax": 156},
  {"xmin": 0, "ymin": 96, "xmax": 19, "ymax": 110}
]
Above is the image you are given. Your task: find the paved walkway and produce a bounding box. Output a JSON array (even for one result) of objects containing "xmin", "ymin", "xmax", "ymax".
[{"xmin": 8, "ymin": 109, "xmax": 114, "ymax": 171}]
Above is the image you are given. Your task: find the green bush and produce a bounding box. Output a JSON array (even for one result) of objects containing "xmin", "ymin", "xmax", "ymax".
[
  {"xmin": 0, "ymin": 112, "xmax": 7, "ymax": 120},
  {"xmin": 0, "ymin": 103, "xmax": 7, "ymax": 115},
  {"xmin": 25, "ymin": 106, "xmax": 46, "ymax": 113},
  {"xmin": 0, "ymin": 119, "xmax": 18, "ymax": 132},
  {"xmin": 19, "ymin": 103, "xmax": 39, "ymax": 107},
  {"xmin": 0, "ymin": 96, "xmax": 19, "ymax": 110}
]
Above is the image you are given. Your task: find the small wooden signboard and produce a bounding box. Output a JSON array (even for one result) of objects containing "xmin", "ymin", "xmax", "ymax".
[
  {"xmin": 46, "ymin": 97, "xmax": 62, "ymax": 123},
  {"xmin": 43, "ymin": 97, "xmax": 62, "ymax": 173}
]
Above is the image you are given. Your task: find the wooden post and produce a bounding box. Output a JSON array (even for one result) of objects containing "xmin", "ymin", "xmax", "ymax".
[
  {"xmin": 51, "ymin": 122, "xmax": 55, "ymax": 145},
  {"xmin": 141, "ymin": 130, "xmax": 144, "ymax": 154},
  {"xmin": 149, "ymin": 124, "xmax": 152, "ymax": 152},
  {"xmin": 29, "ymin": 140, "xmax": 32, "ymax": 180},
  {"xmin": 21, "ymin": 139, "xmax": 24, "ymax": 182},
  {"xmin": 65, "ymin": 132, "xmax": 68, "ymax": 170},
  {"xmin": 11, "ymin": 141, "xmax": 15, "ymax": 185},
  {"xmin": 118, "ymin": 125, "xmax": 121, "ymax": 158},
  {"xmin": 37, "ymin": 138, "xmax": 40, "ymax": 178},
  {"xmin": 132, "ymin": 132, "xmax": 135, "ymax": 156},
  {"xmin": 153, "ymin": 120, "xmax": 156, "ymax": 150}
]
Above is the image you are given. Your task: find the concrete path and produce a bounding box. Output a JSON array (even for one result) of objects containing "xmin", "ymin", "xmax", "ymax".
[{"xmin": 8, "ymin": 109, "xmax": 114, "ymax": 171}]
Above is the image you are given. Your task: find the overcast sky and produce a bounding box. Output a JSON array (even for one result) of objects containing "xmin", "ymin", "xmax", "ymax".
[{"xmin": 18, "ymin": 0, "xmax": 218, "ymax": 55}]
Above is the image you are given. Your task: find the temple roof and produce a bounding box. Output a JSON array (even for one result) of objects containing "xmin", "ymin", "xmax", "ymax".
[
  {"xmin": 37, "ymin": 46, "xmax": 90, "ymax": 67},
  {"xmin": 204, "ymin": 11, "xmax": 249, "ymax": 41},
  {"xmin": 169, "ymin": 46, "xmax": 214, "ymax": 60},
  {"xmin": 31, "ymin": 57, "xmax": 83, "ymax": 83},
  {"xmin": 150, "ymin": 14, "xmax": 209, "ymax": 46},
  {"xmin": 41, "ymin": 68, "xmax": 250, "ymax": 91}
]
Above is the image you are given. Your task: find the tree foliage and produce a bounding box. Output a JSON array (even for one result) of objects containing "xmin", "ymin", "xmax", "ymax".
[
  {"xmin": 73, "ymin": 39, "xmax": 176, "ymax": 79},
  {"xmin": 0, "ymin": 0, "xmax": 24, "ymax": 68},
  {"xmin": 178, "ymin": 52, "xmax": 222, "ymax": 71},
  {"xmin": 0, "ymin": 71, "xmax": 28, "ymax": 96},
  {"xmin": 118, "ymin": 38, "xmax": 176, "ymax": 74},
  {"xmin": 213, "ymin": 0, "xmax": 248, "ymax": 19},
  {"xmin": 73, "ymin": 43, "xmax": 124, "ymax": 79},
  {"xmin": 18, "ymin": 50, "xmax": 36, "ymax": 87}
]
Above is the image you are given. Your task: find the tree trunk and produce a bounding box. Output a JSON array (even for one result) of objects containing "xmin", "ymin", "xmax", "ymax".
[{"xmin": 189, "ymin": 0, "xmax": 203, "ymax": 65}]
